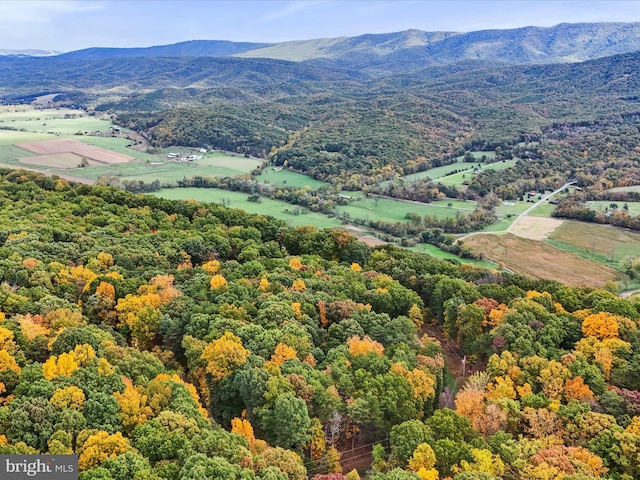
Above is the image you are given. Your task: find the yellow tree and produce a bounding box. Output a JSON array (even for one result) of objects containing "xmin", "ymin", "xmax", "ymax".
[
  {"xmin": 271, "ymin": 343, "xmax": 298, "ymax": 365},
  {"xmin": 96, "ymin": 252, "xmax": 114, "ymax": 269},
  {"xmin": 459, "ymin": 448, "xmax": 505, "ymax": 476},
  {"xmin": 289, "ymin": 257, "xmax": 303, "ymax": 270},
  {"xmin": 113, "ymin": 378, "xmax": 153, "ymax": 433},
  {"xmin": 231, "ymin": 417, "xmax": 265, "ymax": 453},
  {"xmin": 408, "ymin": 304, "xmax": 424, "ymax": 327},
  {"xmin": 0, "ymin": 350, "xmax": 20, "ymax": 376},
  {"xmin": 42, "ymin": 352, "xmax": 79, "ymax": 380},
  {"xmin": 202, "ymin": 260, "xmax": 220, "ymax": 275},
  {"xmin": 77, "ymin": 431, "xmax": 130, "ymax": 471},
  {"xmin": 308, "ymin": 417, "xmax": 326, "ymax": 460},
  {"xmin": 0, "ymin": 349, "xmax": 21, "ymax": 399},
  {"xmin": 95, "ymin": 281, "xmax": 116, "ymax": 301},
  {"xmin": 201, "ymin": 332, "xmax": 250, "ymax": 382},
  {"xmin": 258, "ymin": 277, "xmax": 270, "ymax": 292},
  {"xmin": 17, "ymin": 314, "xmax": 49, "ymax": 341},
  {"xmin": 347, "ymin": 335, "xmax": 384, "ymax": 356},
  {"xmin": 408, "ymin": 443, "xmax": 438, "ymax": 480},
  {"xmin": 50, "ymin": 386, "xmax": 86, "ymax": 411},
  {"xmin": 0, "ymin": 326, "xmax": 18, "ymax": 353},
  {"xmin": 582, "ymin": 312, "xmax": 620, "ymax": 340},
  {"xmin": 291, "ymin": 279, "xmax": 306, "ymax": 292},
  {"xmin": 210, "ymin": 274, "xmax": 228, "ymax": 292},
  {"xmin": 455, "ymin": 387, "xmax": 486, "ymax": 433}
]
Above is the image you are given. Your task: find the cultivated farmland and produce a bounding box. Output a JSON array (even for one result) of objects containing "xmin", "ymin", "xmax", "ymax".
[
  {"xmin": 547, "ymin": 220, "xmax": 640, "ymax": 270},
  {"xmin": 463, "ymin": 233, "xmax": 622, "ymax": 287},
  {"xmin": 17, "ymin": 138, "xmax": 134, "ymax": 164}
]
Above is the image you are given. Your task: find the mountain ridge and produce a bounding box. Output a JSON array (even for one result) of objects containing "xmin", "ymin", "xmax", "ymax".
[{"xmin": 22, "ymin": 22, "xmax": 638, "ymax": 68}]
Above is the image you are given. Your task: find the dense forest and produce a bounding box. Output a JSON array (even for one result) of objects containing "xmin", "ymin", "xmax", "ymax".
[{"xmin": 0, "ymin": 169, "xmax": 638, "ymax": 479}]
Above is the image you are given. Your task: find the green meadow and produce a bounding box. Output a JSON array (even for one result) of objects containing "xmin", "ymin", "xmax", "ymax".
[
  {"xmin": 407, "ymin": 243, "xmax": 498, "ymax": 268},
  {"xmin": 153, "ymin": 187, "xmax": 343, "ymax": 228},
  {"xmin": 256, "ymin": 166, "xmax": 327, "ymax": 189},
  {"xmin": 0, "ymin": 108, "xmax": 114, "ymax": 135},
  {"xmin": 586, "ymin": 201, "xmax": 640, "ymax": 216},
  {"xmin": 398, "ymin": 158, "xmax": 516, "ymax": 189},
  {"xmin": 335, "ymin": 196, "xmax": 463, "ymax": 223}
]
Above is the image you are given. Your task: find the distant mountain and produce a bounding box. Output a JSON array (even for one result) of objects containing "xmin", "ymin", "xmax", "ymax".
[
  {"xmin": 2, "ymin": 21, "xmax": 640, "ymax": 108},
  {"xmin": 40, "ymin": 22, "xmax": 640, "ymax": 77},
  {"xmin": 237, "ymin": 22, "xmax": 640, "ymax": 68},
  {"xmin": 57, "ymin": 40, "xmax": 272, "ymax": 60},
  {"xmin": 0, "ymin": 48, "xmax": 61, "ymax": 57}
]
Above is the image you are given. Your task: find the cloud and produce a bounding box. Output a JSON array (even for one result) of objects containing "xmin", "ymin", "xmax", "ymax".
[{"xmin": 1, "ymin": 1, "xmax": 103, "ymax": 24}]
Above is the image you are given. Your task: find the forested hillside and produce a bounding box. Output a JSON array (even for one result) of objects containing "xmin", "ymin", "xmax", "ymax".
[{"xmin": 0, "ymin": 169, "xmax": 638, "ymax": 479}]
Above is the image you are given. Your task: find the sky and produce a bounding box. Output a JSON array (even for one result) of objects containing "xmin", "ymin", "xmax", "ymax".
[{"xmin": 2, "ymin": 0, "xmax": 640, "ymax": 52}]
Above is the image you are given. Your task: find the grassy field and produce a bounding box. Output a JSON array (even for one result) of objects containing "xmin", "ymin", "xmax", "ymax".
[
  {"xmin": 152, "ymin": 187, "xmax": 343, "ymax": 229},
  {"xmin": 426, "ymin": 160, "xmax": 517, "ymax": 188},
  {"xmin": 399, "ymin": 157, "xmax": 514, "ymax": 187},
  {"xmin": 0, "ymin": 108, "xmax": 113, "ymax": 135},
  {"xmin": 2, "ymin": 135, "xmax": 263, "ymax": 185},
  {"xmin": 608, "ymin": 185, "xmax": 640, "ymax": 193},
  {"xmin": 547, "ymin": 220, "xmax": 640, "ymax": 269},
  {"xmin": 431, "ymin": 199, "xmax": 477, "ymax": 210},
  {"xmin": 335, "ymin": 196, "xmax": 462, "ymax": 223},
  {"xmin": 198, "ymin": 154, "xmax": 262, "ymax": 173},
  {"xmin": 407, "ymin": 243, "xmax": 498, "ymax": 268},
  {"xmin": 586, "ymin": 201, "xmax": 640, "ymax": 216},
  {"xmin": 528, "ymin": 202, "xmax": 557, "ymax": 217},
  {"xmin": 482, "ymin": 217, "xmax": 516, "ymax": 232},
  {"xmin": 256, "ymin": 167, "xmax": 327, "ymax": 189},
  {"xmin": 495, "ymin": 200, "xmax": 533, "ymax": 216},
  {"xmin": 464, "ymin": 233, "xmax": 623, "ymax": 288},
  {"xmin": 0, "ymin": 145, "xmax": 39, "ymax": 162},
  {"xmin": 0, "ymin": 130, "xmax": 57, "ymax": 146},
  {"xmin": 402, "ymin": 158, "xmax": 470, "ymax": 183}
]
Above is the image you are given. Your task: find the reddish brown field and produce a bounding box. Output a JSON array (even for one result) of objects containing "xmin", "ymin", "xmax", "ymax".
[
  {"xmin": 16, "ymin": 138, "xmax": 134, "ymax": 164},
  {"xmin": 464, "ymin": 233, "xmax": 622, "ymax": 288}
]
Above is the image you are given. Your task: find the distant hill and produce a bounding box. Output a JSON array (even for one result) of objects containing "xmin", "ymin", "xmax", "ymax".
[
  {"xmin": 0, "ymin": 55, "xmax": 362, "ymax": 97},
  {"xmin": 0, "ymin": 48, "xmax": 61, "ymax": 57},
  {"xmin": 57, "ymin": 39, "xmax": 272, "ymax": 60}
]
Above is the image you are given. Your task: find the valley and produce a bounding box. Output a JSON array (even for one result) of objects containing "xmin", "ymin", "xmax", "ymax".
[
  {"xmin": 0, "ymin": 102, "xmax": 637, "ymax": 291},
  {"xmin": 0, "ymin": 18, "xmax": 640, "ymax": 480}
]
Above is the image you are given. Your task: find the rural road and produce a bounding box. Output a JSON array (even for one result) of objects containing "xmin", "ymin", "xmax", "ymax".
[
  {"xmin": 506, "ymin": 181, "xmax": 576, "ymax": 232},
  {"xmin": 458, "ymin": 181, "xmax": 576, "ymax": 240}
]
